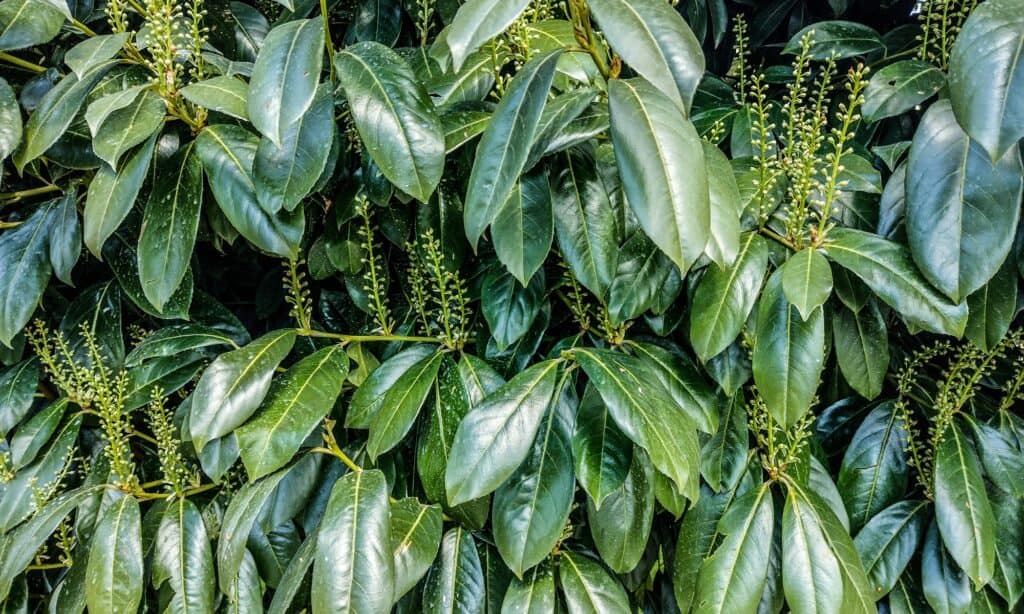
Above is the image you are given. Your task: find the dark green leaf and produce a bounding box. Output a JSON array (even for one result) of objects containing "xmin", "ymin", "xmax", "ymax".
[
  {"xmin": 0, "ymin": 358, "xmax": 39, "ymax": 435},
  {"xmin": 247, "ymin": 18, "xmax": 323, "ymax": 145},
  {"xmin": 152, "ymin": 498, "xmax": 216, "ymax": 614},
  {"xmin": 586, "ymin": 449, "xmax": 654, "ymax": 573},
  {"xmin": 837, "ymin": 401, "xmax": 908, "ymax": 531},
  {"xmin": 444, "ymin": 0, "xmax": 530, "ymax": 72},
  {"xmin": 0, "ymin": 200, "xmax": 55, "ymax": 346},
  {"xmin": 390, "ymin": 498, "xmax": 442, "ymax": 601},
  {"xmin": 501, "ymin": 563, "xmax": 555, "ymax": 613},
  {"xmin": 491, "ymin": 171, "xmax": 553, "ymax": 286},
  {"xmin": 367, "ymin": 350, "xmax": 443, "ymax": 460},
  {"xmin": 347, "ymin": 344, "xmax": 436, "ymax": 429},
  {"xmin": 422, "ymin": 527, "xmax": 486, "ymax": 614},
  {"xmin": 965, "ymin": 259, "xmax": 1018, "ymax": 352},
  {"xmin": 86, "ymin": 495, "xmax": 143, "ymax": 614},
  {"xmin": 781, "ymin": 248, "xmax": 833, "ymax": 321},
  {"xmin": 832, "ymin": 301, "xmax": 889, "ymax": 400},
  {"xmin": 0, "ymin": 0, "xmax": 64, "ymax": 52},
  {"xmin": 863, "ymin": 59, "xmax": 945, "ymax": 122},
  {"xmin": 853, "ymin": 500, "xmax": 927, "ymax": 598},
  {"xmin": 784, "ymin": 21, "xmax": 884, "ymax": 59},
  {"xmin": 181, "ymin": 75, "xmax": 249, "ymax": 120},
  {"xmin": 557, "ymin": 551, "xmax": 630, "ymax": 614},
  {"xmin": 84, "ymin": 133, "xmax": 157, "ymax": 259},
  {"xmin": 91, "ymin": 89, "xmax": 164, "ymax": 169},
  {"xmin": 571, "ymin": 385, "xmax": 632, "ymax": 509}
]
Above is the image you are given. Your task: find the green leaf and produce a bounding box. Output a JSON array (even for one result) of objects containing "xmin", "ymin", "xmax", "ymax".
[
  {"xmin": 549, "ymin": 148, "xmax": 617, "ymax": 300},
  {"xmin": 571, "ymin": 385, "xmax": 632, "ymax": 509},
  {"xmin": 608, "ymin": 77, "xmax": 709, "ymax": 274},
  {"xmin": 0, "ymin": 0, "xmax": 64, "ymax": 52},
  {"xmin": 824, "ymin": 227, "xmax": 968, "ymax": 336},
  {"xmin": 313, "ymin": 469, "xmax": 394, "ymax": 614},
  {"xmin": 832, "ymin": 301, "xmax": 889, "ymax": 400},
  {"xmin": 492, "ymin": 171, "xmax": 553, "ymax": 286},
  {"xmin": 990, "ymin": 487, "xmax": 1024, "ymax": 608},
  {"xmin": 429, "ymin": 49, "xmax": 498, "ymax": 108},
  {"xmin": 694, "ymin": 483, "xmax": 774, "ymax": 614},
  {"xmin": 906, "ymin": 100, "xmax": 1023, "ymax": 302},
  {"xmin": 784, "ymin": 21, "xmax": 884, "ymax": 59},
  {"xmin": 836, "ymin": 401, "xmax": 908, "ymax": 531},
  {"xmin": 65, "ymin": 33, "xmax": 129, "ymax": 78},
  {"xmin": 195, "ymin": 124, "xmax": 305, "ymax": 259},
  {"xmin": 337, "ymin": 42, "xmax": 444, "ymax": 202},
  {"xmin": 14, "ymin": 62, "xmax": 115, "ymax": 171},
  {"xmin": 445, "ymin": 359, "xmax": 560, "ymax": 506},
  {"xmin": 586, "ymin": 449, "xmax": 654, "ymax": 573},
  {"xmin": 782, "ymin": 483, "xmax": 844, "ymax": 614},
  {"xmin": 247, "ymin": 18, "xmax": 324, "ymax": 146},
  {"xmin": 85, "ymin": 85, "xmax": 146, "ymax": 136},
  {"xmin": 501, "ymin": 562, "xmax": 555, "ymax": 613},
  {"xmin": 216, "ymin": 468, "xmax": 289, "ymax": 596},
  {"xmin": 627, "ymin": 340, "xmax": 718, "ymax": 434},
  {"xmin": 7, "ymin": 397, "xmax": 65, "ymax": 470},
  {"xmin": 525, "ymin": 88, "xmax": 597, "ymax": 169},
  {"xmin": 84, "ymin": 133, "xmax": 157, "ymax": 259},
  {"xmin": 0, "ymin": 76, "xmax": 22, "ymax": 162},
  {"xmin": 390, "ymin": 498, "xmax": 443, "ymax": 601},
  {"xmin": 0, "ymin": 358, "xmax": 39, "ymax": 435},
  {"xmin": 673, "ymin": 487, "xmax": 729, "ymax": 611},
  {"xmin": 481, "ymin": 266, "xmax": 544, "ymax": 351},
  {"xmin": 236, "ymin": 344, "xmax": 348, "ymax": 480},
  {"xmin": 442, "ymin": 109, "xmax": 490, "ymax": 152},
  {"xmin": 445, "ymin": 0, "xmax": 530, "ymax": 72},
  {"xmin": 781, "ymin": 248, "xmax": 833, "ymax": 321},
  {"xmin": 0, "ymin": 199, "xmax": 55, "ymax": 346},
  {"xmin": 422, "ymin": 527, "xmax": 486, "ymax": 613},
  {"xmin": 573, "ymin": 347, "xmax": 699, "ymax": 499},
  {"xmin": 47, "ymin": 191, "xmax": 80, "ymax": 286},
  {"xmin": 267, "ymin": 529, "xmax": 318, "ymax": 614},
  {"xmin": 353, "ymin": 0, "xmax": 400, "ymax": 45},
  {"xmin": 91, "ymin": 89, "xmax": 165, "ymax": 169},
  {"xmin": 493, "ymin": 404, "xmax": 574, "ymax": 577},
  {"xmin": 253, "ymin": 84, "xmax": 333, "ymax": 213},
  {"xmin": 347, "ymin": 345, "xmax": 436, "ymax": 429},
  {"xmin": 181, "ymin": 75, "xmax": 249, "ymax": 120},
  {"xmin": 702, "ymin": 140, "xmax": 742, "ymax": 266},
  {"xmin": 104, "ymin": 232, "xmax": 193, "ymax": 320},
  {"xmin": 586, "ymin": 0, "xmax": 704, "ymax": 111},
  {"xmin": 557, "ymin": 551, "xmax": 630, "ymax": 614},
  {"xmin": 934, "ymin": 420, "xmax": 996, "ymax": 586},
  {"xmin": 949, "ymin": 0, "xmax": 1024, "ymax": 160},
  {"xmin": 0, "ymin": 414, "xmax": 79, "ymax": 530},
  {"xmin": 86, "ymin": 495, "xmax": 143, "ymax": 614},
  {"xmin": 853, "ymin": 500, "xmax": 927, "ymax": 598},
  {"xmin": 125, "ymin": 323, "xmax": 234, "ymax": 366},
  {"xmin": 137, "ymin": 140, "xmax": 202, "ymax": 311},
  {"xmin": 700, "ymin": 395, "xmax": 749, "ymax": 493},
  {"xmin": 690, "ymin": 232, "xmax": 768, "ymax": 362},
  {"xmin": 965, "ymin": 259, "xmax": 1018, "ymax": 352},
  {"xmin": 152, "ymin": 498, "xmax": 216, "ymax": 614},
  {"xmin": 463, "ymin": 50, "xmax": 561, "ymax": 248},
  {"xmin": 0, "ymin": 486, "xmax": 101, "ymax": 602},
  {"xmin": 968, "ymin": 418, "xmax": 1024, "ymax": 498},
  {"xmin": 751, "ymin": 270, "xmax": 825, "ymax": 428},
  {"xmin": 863, "ymin": 59, "xmax": 945, "ymax": 122},
  {"xmin": 784, "ymin": 479, "xmax": 875, "ymax": 614},
  {"xmin": 189, "ymin": 329, "xmax": 296, "ymax": 451},
  {"xmin": 921, "ymin": 519, "xmax": 972, "ymax": 614},
  {"xmin": 367, "ymin": 350, "xmax": 443, "ymax": 460}
]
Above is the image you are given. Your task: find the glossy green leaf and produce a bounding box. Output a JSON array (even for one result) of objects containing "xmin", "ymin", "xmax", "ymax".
[
  {"xmin": 189, "ymin": 328, "xmax": 296, "ymax": 451},
  {"xmin": 836, "ymin": 401, "xmax": 908, "ymax": 531},
  {"xmin": 216, "ymin": 467, "xmax": 289, "ymax": 596},
  {"xmin": 152, "ymin": 498, "xmax": 216, "ymax": 614},
  {"xmin": 236, "ymin": 344, "xmax": 348, "ymax": 479},
  {"xmin": 906, "ymin": 100, "xmax": 1023, "ymax": 302},
  {"xmin": 86, "ymin": 495, "xmax": 143, "ymax": 614},
  {"xmin": 65, "ymin": 34, "xmax": 128, "ymax": 77},
  {"xmin": 125, "ymin": 323, "xmax": 234, "ymax": 366},
  {"xmin": 247, "ymin": 18, "xmax": 323, "ymax": 145},
  {"xmin": 492, "ymin": 171, "xmax": 553, "ymax": 286},
  {"xmin": 0, "ymin": 199, "xmax": 55, "ymax": 346},
  {"xmin": 390, "ymin": 497, "xmax": 443, "ymax": 601},
  {"xmin": 574, "ymin": 347, "xmax": 699, "ymax": 499},
  {"xmin": 549, "ymin": 148, "xmax": 617, "ymax": 300},
  {"xmin": 444, "ymin": 0, "xmax": 530, "ymax": 72},
  {"xmin": 784, "ymin": 21, "xmax": 884, "ymax": 59},
  {"xmin": 863, "ymin": 59, "xmax": 945, "ymax": 122},
  {"xmin": 571, "ymin": 385, "xmax": 632, "ymax": 509},
  {"xmin": 501, "ymin": 563, "xmax": 555, "ymax": 613},
  {"xmin": 181, "ymin": 75, "xmax": 249, "ymax": 120},
  {"xmin": 45, "ymin": 191, "xmax": 79, "ymax": 286},
  {"xmin": 608, "ymin": 77, "xmax": 709, "ymax": 274},
  {"xmin": 694, "ymin": 483, "xmax": 774, "ymax": 614},
  {"xmin": 832, "ymin": 301, "xmax": 889, "ymax": 400},
  {"xmin": 934, "ymin": 420, "xmax": 996, "ymax": 586},
  {"xmin": 587, "ymin": 0, "xmax": 704, "ymax": 111},
  {"xmin": 627, "ymin": 340, "xmax": 718, "ymax": 434},
  {"xmin": 703, "ymin": 140, "xmax": 742, "ymax": 266},
  {"xmin": 7, "ymin": 397, "xmax": 65, "ymax": 469},
  {"xmin": 0, "ymin": 76, "xmax": 21, "ymax": 162},
  {"xmin": 921, "ymin": 519, "xmax": 972, "ymax": 614},
  {"xmin": 195, "ymin": 124, "xmax": 305, "ymax": 258},
  {"xmin": 586, "ymin": 449, "xmax": 654, "ymax": 573},
  {"xmin": 493, "ymin": 405, "xmax": 573, "ymax": 577},
  {"xmin": 463, "ymin": 50, "xmax": 561, "ymax": 248},
  {"xmin": 700, "ymin": 395, "xmax": 749, "ymax": 493},
  {"xmin": 0, "ymin": 358, "xmax": 40, "ymax": 435},
  {"xmin": 347, "ymin": 344, "xmax": 436, "ymax": 428},
  {"xmin": 337, "ymin": 42, "xmax": 444, "ymax": 202},
  {"xmin": 690, "ymin": 232, "xmax": 768, "ymax": 362},
  {"xmin": 313, "ymin": 469, "xmax": 394, "ymax": 614},
  {"xmin": 782, "ymin": 483, "xmax": 844, "ymax": 614},
  {"xmin": 781, "ymin": 248, "xmax": 833, "ymax": 321},
  {"xmin": 525, "ymin": 88, "xmax": 596, "ymax": 169},
  {"xmin": 968, "ymin": 418, "xmax": 1024, "ymax": 498},
  {"xmin": 557, "ymin": 550, "xmax": 630, "ymax": 614},
  {"xmin": 0, "ymin": 414, "xmax": 79, "ymax": 530},
  {"xmin": 14, "ymin": 62, "xmax": 114, "ymax": 171},
  {"xmin": 422, "ymin": 527, "xmax": 486, "ymax": 614},
  {"xmin": 91, "ymin": 89, "xmax": 164, "ymax": 169},
  {"xmin": 137, "ymin": 140, "xmax": 202, "ymax": 311},
  {"xmin": 751, "ymin": 270, "xmax": 825, "ymax": 428},
  {"xmin": 0, "ymin": 0, "xmax": 64, "ymax": 52},
  {"xmin": 949, "ymin": 0, "xmax": 1024, "ymax": 160},
  {"xmin": 267, "ymin": 529, "xmax": 318, "ymax": 614},
  {"xmin": 445, "ymin": 359, "xmax": 560, "ymax": 506},
  {"xmin": 84, "ymin": 132, "xmax": 157, "ymax": 259},
  {"xmin": 965, "ymin": 259, "xmax": 1018, "ymax": 352},
  {"xmin": 254, "ymin": 84, "xmax": 333, "ymax": 213},
  {"xmin": 824, "ymin": 227, "xmax": 968, "ymax": 336},
  {"xmin": 481, "ymin": 266, "xmax": 544, "ymax": 351},
  {"xmin": 367, "ymin": 350, "xmax": 443, "ymax": 459},
  {"xmin": 853, "ymin": 500, "xmax": 927, "ymax": 598}
]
